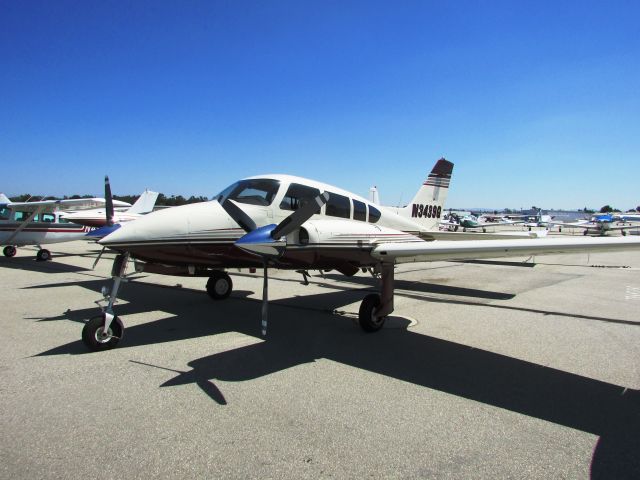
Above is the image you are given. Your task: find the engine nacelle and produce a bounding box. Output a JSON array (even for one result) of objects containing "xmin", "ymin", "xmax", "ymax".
[{"xmin": 287, "ymin": 219, "xmax": 420, "ymax": 247}]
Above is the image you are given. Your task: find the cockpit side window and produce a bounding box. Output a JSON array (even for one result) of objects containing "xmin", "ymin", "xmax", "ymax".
[
  {"xmin": 326, "ymin": 192, "xmax": 351, "ymax": 219},
  {"xmin": 353, "ymin": 199, "xmax": 367, "ymax": 221},
  {"xmin": 0, "ymin": 207, "xmax": 10, "ymax": 220},
  {"xmin": 216, "ymin": 179, "xmax": 281, "ymax": 207},
  {"xmin": 368, "ymin": 205, "xmax": 381, "ymax": 223},
  {"xmin": 279, "ymin": 183, "xmax": 321, "ymax": 211}
]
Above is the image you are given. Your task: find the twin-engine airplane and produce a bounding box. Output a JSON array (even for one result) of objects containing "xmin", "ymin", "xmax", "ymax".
[
  {"xmin": 0, "ymin": 193, "xmax": 130, "ymax": 260},
  {"xmin": 82, "ymin": 158, "xmax": 640, "ymax": 351}
]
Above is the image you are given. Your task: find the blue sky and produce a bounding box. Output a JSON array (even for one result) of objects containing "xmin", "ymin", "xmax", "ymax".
[{"xmin": 1, "ymin": 1, "xmax": 639, "ymax": 210}]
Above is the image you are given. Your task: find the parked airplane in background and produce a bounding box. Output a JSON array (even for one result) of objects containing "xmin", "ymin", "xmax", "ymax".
[
  {"xmin": 441, "ymin": 213, "xmax": 523, "ymax": 232},
  {"xmin": 553, "ymin": 213, "xmax": 640, "ymax": 236},
  {"xmin": 614, "ymin": 212, "xmax": 640, "ymax": 223},
  {"xmin": 0, "ymin": 194, "xmax": 130, "ymax": 260},
  {"xmin": 61, "ymin": 179, "xmax": 159, "ymax": 227},
  {"xmin": 78, "ymin": 158, "xmax": 640, "ymax": 352}
]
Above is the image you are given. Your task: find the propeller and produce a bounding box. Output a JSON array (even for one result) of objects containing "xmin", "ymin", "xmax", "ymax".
[
  {"xmin": 105, "ymin": 175, "xmax": 114, "ymax": 227},
  {"xmin": 221, "ymin": 198, "xmax": 257, "ymax": 233},
  {"xmin": 88, "ymin": 175, "xmax": 118, "ymax": 269},
  {"xmin": 229, "ymin": 191, "xmax": 330, "ymax": 336}
]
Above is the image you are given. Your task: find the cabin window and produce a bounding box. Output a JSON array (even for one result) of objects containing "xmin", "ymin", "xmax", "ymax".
[
  {"xmin": 280, "ymin": 183, "xmax": 321, "ymax": 211},
  {"xmin": 353, "ymin": 199, "xmax": 367, "ymax": 221},
  {"xmin": 41, "ymin": 213, "xmax": 55, "ymax": 223},
  {"xmin": 216, "ymin": 179, "xmax": 281, "ymax": 207},
  {"xmin": 0, "ymin": 207, "xmax": 10, "ymax": 220},
  {"xmin": 14, "ymin": 211, "xmax": 31, "ymax": 222},
  {"xmin": 326, "ymin": 192, "xmax": 350, "ymax": 219},
  {"xmin": 368, "ymin": 205, "xmax": 381, "ymax": 223}
]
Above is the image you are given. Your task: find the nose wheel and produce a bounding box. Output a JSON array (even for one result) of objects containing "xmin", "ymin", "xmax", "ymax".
[
  {"xmin": 3, "ymin": 245, "xmax": 17, "ymax": 257},
  {"xmin": 82, "ymin": 314, "xmax": 123, "ymax": 351}
]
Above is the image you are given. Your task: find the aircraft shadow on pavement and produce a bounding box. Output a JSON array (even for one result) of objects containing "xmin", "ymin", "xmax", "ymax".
[
  {"xmin": 235, "ymin": 271, "xmax": 516, "ymax": 301},
  {"xmin": 0, "ymin": 257, "xmax": 92, "ymax": 273},
  {"xmin": 29, "ymin": 276, "xmax": 639, "ymax": 477}
]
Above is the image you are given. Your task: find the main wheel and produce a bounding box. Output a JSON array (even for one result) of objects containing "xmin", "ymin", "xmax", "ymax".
[
  {"xmin": 206, "ymin": 271, "xmax": 233, "ymax": 300},
  {"xmin": 82, "ymin": 314, "xmax": 123, "ymax": 351},
  {"xmin": 36, "ymin": 249, "xmax": 51, "ymax": 261},
  {"xmin": 3, "ymin": 245, "xmax": 16, "ymax": 257},
  {"xmin": 358, "ymin": 293, "xmax": 386, "ymax": 332}
]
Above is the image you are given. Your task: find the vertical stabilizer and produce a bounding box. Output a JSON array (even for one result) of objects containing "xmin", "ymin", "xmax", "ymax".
[
  {"xmin": 0, "ymin": 193, "xmax": 10, "ymax": 204},
  {"xmin": 126, "ymin": 190, "xmax": 160, "ymax": 214},
  {"xmin": 398, "ymin": 158, "xmax": 454, "ymax": 230}
]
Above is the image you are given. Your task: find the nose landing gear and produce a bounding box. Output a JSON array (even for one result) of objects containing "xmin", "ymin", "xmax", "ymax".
[{"xmin": 82, "ymin": 253, "xmax": 129, "ymax": 351}]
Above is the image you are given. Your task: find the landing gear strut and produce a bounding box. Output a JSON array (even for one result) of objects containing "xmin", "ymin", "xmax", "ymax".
[
  {"xmin": 82, "ymin": 253, "xmax": 129, "ymax": 351},
  {"xmin": 358, "ymin": 263, "xmax": 394, "ymax": 332}
]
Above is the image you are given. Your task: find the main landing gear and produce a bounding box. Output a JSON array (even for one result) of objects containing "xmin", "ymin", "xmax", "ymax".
[
  {"xmin": 2, "ymin": 245, "xmax": 51, "ymax": 260},
  {"xmin": 358, "ymin": 263, "xmax": 395, "ymax": 332},
  {"xmin": 206, "ymin": 271, "xmax": 233, "ymax": 300},
  {"xmin": 36, "ymin": 248, "xmax": 51, "ymax": 261},
  {"xmin": 82, "ymin": 253, "xmax": 129, "ymax": 351}
]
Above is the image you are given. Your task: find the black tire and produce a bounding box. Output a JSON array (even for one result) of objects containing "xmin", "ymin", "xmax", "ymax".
[
  {"xmin": 206, "ymin": 271, "xmax": 233, "ymax": 300},
  {"xmin": 3, "ymin": 245, "xmax": 16, "ymax": 257},
  {"xmin": 358, "ymin": 293, "xmax": 385, "ymax": 332},
  {"xmin": 622, "ymin": 230, "xmax": 627, "ymax": 236},
  {"xmin": 82, "ymin": 314, "xmax": 123, "ymax": 351},
  {"xmin": 36, "ymin": 249, "xmax": 51, "ymax": 261}
]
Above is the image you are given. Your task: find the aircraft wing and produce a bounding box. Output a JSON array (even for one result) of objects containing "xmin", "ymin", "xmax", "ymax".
[
  {"xmin": 5, "ymin": 197, "xmax": 130, "ymax": 212},
  {"xmin": 549, "ymin": 221, "xmax": 591, "ymax": 230},
  {"xmin": 371, "ymin": 236, "xmax": 640, "ymax": 264}
]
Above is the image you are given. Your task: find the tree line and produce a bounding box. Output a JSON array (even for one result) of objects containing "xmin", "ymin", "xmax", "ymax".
[{"xmin": 7, "ymin": 193, "xmax": 209, "ymax": 206}]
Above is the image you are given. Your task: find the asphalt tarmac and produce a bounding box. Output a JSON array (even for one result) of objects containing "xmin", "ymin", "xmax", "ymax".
[{"xmin": 1, "ymin": 239, "xmax": 639, "ymax": 479}]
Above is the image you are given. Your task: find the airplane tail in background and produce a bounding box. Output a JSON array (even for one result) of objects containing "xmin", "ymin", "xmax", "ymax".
[
  {"xmin": 398, "ymin": 158, "xmax": 454, "ymax": 230},
  {"xmin": 126, "ymin": 190, "xmax": 159, "ymax": 214},
  {"xmin": 0, "ymin": 193, "xmax": 10, "ymax": 204}
]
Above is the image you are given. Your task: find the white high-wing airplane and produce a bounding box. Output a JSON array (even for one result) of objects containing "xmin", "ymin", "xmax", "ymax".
[
  {"xmin": 552, "ymin": 214, "xmax": 640, "ymax": 236},
  {"xmin": 61, "ymin": 181, "xmax": 159, "ymax": 227},
  {"xmin": 80, "ymin": 158, "xmax": 640, "ymax": 351},
  {"xmin": 0, "ymin": 194, "xmax": 130, "ymax": 261}
]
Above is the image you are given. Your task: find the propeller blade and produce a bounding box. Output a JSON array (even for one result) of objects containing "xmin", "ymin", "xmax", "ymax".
[
  {"xmin": 270, "ymin": 191, "xmax": 329, "ymax": 239},
  {"xmin": 261, "ymin": 264, "xmax": 268, "ymax": 336},
  {"xmin": 221, "ymin": 199, "xmax": 257, "ymax": 233},
  {"xmin": 92, "ymin": 246, "xmax": 106, "ymax": 270},
  {"xmin": 105, "ymin": 175, "xmax": 114, "ymax": 227}
]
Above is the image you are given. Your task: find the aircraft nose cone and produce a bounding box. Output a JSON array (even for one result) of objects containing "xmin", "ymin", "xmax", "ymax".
[{"xmin": 99, "ymin": 201, "xmax": 239, "ymax": 247}]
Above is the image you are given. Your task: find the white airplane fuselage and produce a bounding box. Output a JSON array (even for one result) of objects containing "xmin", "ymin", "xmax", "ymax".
[
  {"xmin": 100, "ymin": 173, "xmax": 448, "ymax": 273},
  {"xmin": 0, "ymin": 211, "xmax": 92, "ymax": 247}
]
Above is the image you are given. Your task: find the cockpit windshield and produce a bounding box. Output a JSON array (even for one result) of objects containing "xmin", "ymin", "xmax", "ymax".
[{"xmin": 215, "ymin": 179, "xmax": 281, "ymax": 207}]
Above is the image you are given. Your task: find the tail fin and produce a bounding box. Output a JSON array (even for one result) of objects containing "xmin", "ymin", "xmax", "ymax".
[
  {"xmin": 0, "ymin": 193, "xmax": 10, "ymax": 204},
  {"xmin": 126, "ymin": 190, "xmax": 159, "ymax": 214},
  {"xmin": 398, "ymin": 158, "xmax": 454, "ymax": 230}
]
